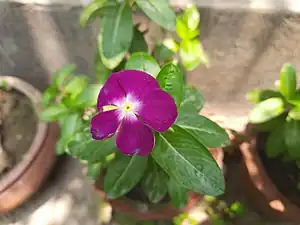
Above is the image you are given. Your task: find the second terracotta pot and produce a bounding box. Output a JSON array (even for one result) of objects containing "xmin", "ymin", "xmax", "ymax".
[
  {"xmin": 239, "ymin": 125, "xmax": 300, "ymax": 224},
  {"xmin": 94, "ymin": 148, "xmax": 224, "ymax": 221}
]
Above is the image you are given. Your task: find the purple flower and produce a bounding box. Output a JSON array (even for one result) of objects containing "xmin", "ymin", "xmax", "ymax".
[{"xmin": 90, "ymin": 70, "xmax": 178, "ymax": 156}]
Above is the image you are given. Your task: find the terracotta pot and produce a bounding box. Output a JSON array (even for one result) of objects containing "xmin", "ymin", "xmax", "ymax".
[
  {"xmin": 239, "ymin": 124, "xmax": 300, "ymax": 224},
  {"xmin": 94, "ymin": 148, "xmax": 224, "ymax": 221},
  {"xmin": 0, "ymin": 76, "xmax": 58, "ymax": 214}
]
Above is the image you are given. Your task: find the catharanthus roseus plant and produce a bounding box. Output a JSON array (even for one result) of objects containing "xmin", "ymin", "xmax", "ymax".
[
  {"xmin": 40, "ymin": 54, "xmax": 229, "ymax": 207},
  {"xmin": 40, "ymin": 1, "xmax": 228, "ymax": 209},
  {"xmin": 247, "ymin": 63, "xmax": 300, "ymax": 164}
]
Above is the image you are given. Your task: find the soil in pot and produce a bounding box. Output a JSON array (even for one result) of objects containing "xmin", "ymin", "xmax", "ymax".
[
  {"xmin": 0, "ymin": 88, "xmax": 37, "ymax": 179},
  {"xmin": 256, "ymin": 132, "xmax": 300, "ymax": 207}
]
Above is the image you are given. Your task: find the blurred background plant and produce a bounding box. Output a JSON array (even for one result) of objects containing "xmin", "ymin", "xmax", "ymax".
[{"xmin": 247, "ymin": 63, "xmax": 300, "ymax": 166}]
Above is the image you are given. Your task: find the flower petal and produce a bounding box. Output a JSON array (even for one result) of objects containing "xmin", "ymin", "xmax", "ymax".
[
  {"xmin": 138, "ymin": 89, "xmax": 178, "ymax": 132},
  {"xmin": 90, "ymin": 110, "xmax": 121, "ymax": 140},
  {"xmin": 117, "ymin": 70, "xmax": 160, "ymax": 100},
  {"xmin": 97, "ymin": 73, "xmax": 125, "ymax": 110},
  {"xmin": 116, "ymin": 117, "xmax": 154, "ymax": 156}
]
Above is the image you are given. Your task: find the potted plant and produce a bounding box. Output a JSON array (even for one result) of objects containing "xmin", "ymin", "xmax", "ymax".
[
  {"xmin": 240, "ymin": 63, "xmax": 300, "ymax": 223},
  {"xmin": 39, "ymin": 0, "xmax": 229, "ymax": 221},
  {"xmin": 0, "ymin": 76, "xmax": 58, "ymax": 214}
]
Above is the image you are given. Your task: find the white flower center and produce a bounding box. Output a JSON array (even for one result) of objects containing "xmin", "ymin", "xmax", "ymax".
[{"xmin": 114, "ymin": 94, "xmax": 141, "ymax": 121}]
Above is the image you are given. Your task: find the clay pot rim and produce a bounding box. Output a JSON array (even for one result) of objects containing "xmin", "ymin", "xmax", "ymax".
[
  {"xmin": 240, "ymin": 124, "xmax": 300, "ymax": 215},
  {"xmin": 0, "ymin": 76, "xmax": 48, "ymax": 193}
]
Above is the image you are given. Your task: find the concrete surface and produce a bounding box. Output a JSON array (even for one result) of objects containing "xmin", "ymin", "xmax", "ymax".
[
  {"xmin": 1, "ymin": 157, "xmax": 102, "ymax": 225},
  {"xmin": 1, "ymin": 0, "xmax": 300, "ymax": 14}
]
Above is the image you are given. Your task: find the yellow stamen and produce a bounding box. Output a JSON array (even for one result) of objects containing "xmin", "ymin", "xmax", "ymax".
[
  {"xmin": 103, "ymin": 105, "xmax": 118, "ymax": 112},
  {"xmin": 123, "ymin": 103, "xmax": 133, "ymax": 113}
]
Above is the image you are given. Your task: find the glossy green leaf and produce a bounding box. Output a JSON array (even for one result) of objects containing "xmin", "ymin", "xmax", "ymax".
[
  {"xmin": 42, "ymin": 87, "xmax": 57, "ymax": 107},
  {"xmin": 285, "ymin": 119, "xmax": 300, "ymax": 159},
  {"xmin": 135, "ymin": 0, "xmax": 176, "ymax": 31},
  {"xmin": 141, "ymin": 160, "xmax": 168, "ymax": 204},
  {"xmin": 266, "ymin": 126, "xmax": 286, "ymax": 158},
  {"xmin": 152, "ymin": 125, "xmax": 225, "ymax": 196},
  {"xmin": 183, "ymin": 4, "xmax": 200, "ymax": 31},
  {"xmin": 39, "ymin": 104, "xmax": 69, "ymax": 122},
  {"xmin": 246, "ymin": 89, "xmax": 283, "ymax": 103},
  {"xmin": 104, "ymin": 154, "xmax": 148, "ymax": 199},
  {"xmin": 53, "ymin": 64, "xmax": 76, "ymax": 88},
  {"xmin": 125, "ymin": 52, "xmax": 160, "ymax": 77},
  {"xmin": 279, "ymin": 63, "xmax": 297, "ymax": 99},
  {"xmin": 64, "ymin": 76, "xmax": 89, "ymax": 98},
  {"xmin": 179, "ymin": 39, "xmax": 209, "ymax": 71},
  {"xmin": 156, "ymin": 63, "xmax": 184, "ymax": 107},
  {"xmin": 87, "ymin": 162, "xmax": 102, "ymax": 180},
  {"xmin": 289, "ymin": 107, "xmax": 300, "ymax": 120},
  {"xmin": 167, "ymin": 178, "xmax": 188, "ymax": 209},
  {"xmin": 98, "ymin": 2, "xmax": 133, "ymax": 69},
  {"xmin": 179, "ymin": 86, "xmax": 204, "ymax": 115},
  {"xmin": 80, "ymin": 0, "xmax": 112, "ymax": 27},
  {"xmin": 95, "ymin": 50, "xmax": 111, "ymax": 84},
  {"xmin": 176, "ymin": 115, "xmax": 230, "ymax": 148},
  {"xmin": 129, "ymin": 25, "xmax": 148, "ymax": 53},
  {"xmin": 248, "ymin": 97, "xmax": 285, "ymax": 124},
  {"xmin": 68, "ymin": 128, "xmax": 116, "ymax": 163},
  {"xmin": 75, "ymin": 84, "xmax": 102, "ymax": 108}
]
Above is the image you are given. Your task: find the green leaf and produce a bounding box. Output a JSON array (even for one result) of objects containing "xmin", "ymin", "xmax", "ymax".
[
  {"xmin": 135, "ymin": 0, "xmax": 176, "ymax": 31},
  {"xmin": 68, "ymin": 128, "xmax": 116, "ymax": 163},
  {"xmin": 87, "ymin": 162, "xmax": 102, "ymax": 180},
  {"xmin": 154, "ymin": 43, "xmax": 174, "ymax": 62},
  {"xmin": 289, "ymin": 107, "xmax": 300, "ymax": 120},
  {"xmin": 176, "ymin": 17, "xmax": 190, "ymax": 40},
  {"xmin": 56, "ymin": 136, "xmax": 70, "ymax": 155},
  {"xmin": 104, "ymin": 154, "xmax": 148, "ymax": 199},
  {"xmin": 179, "ymin": 39, "xmax": 209, "ymax": 71},
  {"xmin": 255, "ymin": 113, "xmax": 286, "ymax": 132},
  {"xmin": 167, "ymin": 178, "xmax": 188, "ymax": 209},
  {"xmin": 156, "ymin": 63, "xmax": 184, "ymax": 107},
  {"xmin": 60, "ymin": 114, "xmax": 82, "ymax": 138},
  {"xmin": 42, "ymin": 87, "xmax": 57, "ymax": 107},
  {"xmin": 176, "ymin": 115, "xmax": 230, "ymax": 148},
  {"xmin": 248, "ymin": 97, "xmax": 285, "ymax": 124},
  {"xmin": 98, "ymin": 2, "xmax": 133, "ymax": 69},
  {"xmin": 53, "ymin": 64, "xmax": 76, "ymax": 88},
  {"xmin": 75, "ymin": 84, "xmax": 102, "ymax": 108},
  {"xmin": 176, "ymin": 17, "xmax": 199, "ymax": 40},
  {"xmin": 125, "ymin": 52, "xmax": 160, "ymax": 77},
  {"xmin": 152, "ymin": 125, "xmax": 225, "ymax": 196},
  {"xmin": 246, "ymin": 89, "xmax": 283, "ymax": 103},
  {"xmin": 39, "ymin": 104, "xmax": 69, "ymax": 122},
  {"xmin": 183, "ymin": 4, "xmax": 200, "ymax": 31},
  {"xmin": 285, "ymin": 119, "xmax": 300, "ymax": 159},
  {"xmin": 288, "ymin": 91, "xmax": 300, "ymax": 106},
  {"xmin": 266, "ymin": 126, "xmax": 286, "ymax": 158},
  {"xmin": 129, "ymin": 25, "xmax": 148, "ymax": 53},
  {"xmin": 95, "ymin": 50, "xmax": 111, "ymax": 84},
  {"xmin": 141, "ymin": 160, "xmax": 168, "ymax": 204},
  {"xmin": 80, "ymin": 0, "xmax": 110, "ymax": 27},
  {"xmin": 64, "ymin": 76, "xmax": 89, "ymax": 98},
  {"xmin": 179, "ymin": 86, "xmax": 204, "ymax": 115},
  {"xmin": 279, "ymin": 63, "xmax": 297, "ymax": 99}
]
